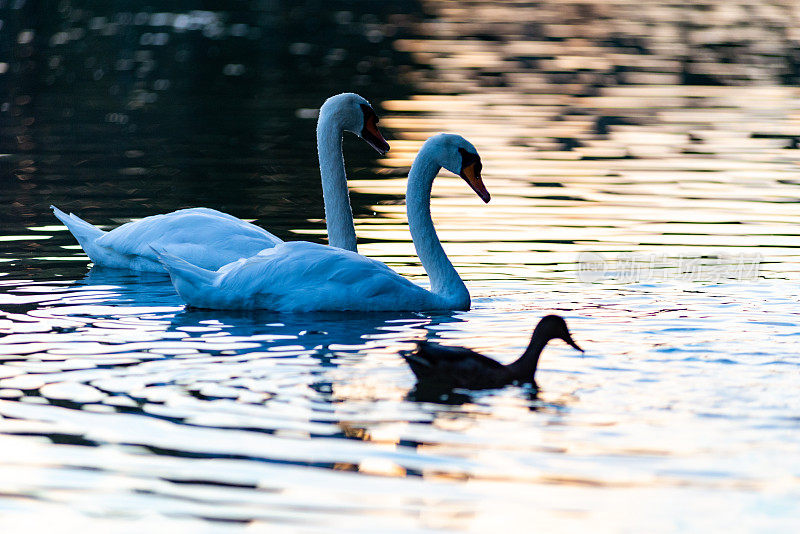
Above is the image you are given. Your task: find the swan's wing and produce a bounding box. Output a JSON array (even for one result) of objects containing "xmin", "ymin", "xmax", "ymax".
[
  {"xmin": 96, "ymin": 208, "xmax": 282, "ymax": 271},
  {"xmin": 182, "ymin": 241, "xmax": 436, "ymax": 311}
]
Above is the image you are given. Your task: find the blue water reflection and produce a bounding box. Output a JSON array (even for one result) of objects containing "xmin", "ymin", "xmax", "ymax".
[{"xmin": 2, "ymin": 1, "xmax": 800, "ymax": 532}]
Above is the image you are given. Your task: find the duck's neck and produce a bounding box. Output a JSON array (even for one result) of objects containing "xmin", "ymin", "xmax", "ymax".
[
  {"xmin": 507, "ymin": 330, "xmax": 550, "ymax": 380},
  {"xmin": 317, "ymin": 113, "xmax": 357, "ymax": 253},
  {"xmin": 406, "ymin": 148, "xmax": 470, "ymax": 309}
]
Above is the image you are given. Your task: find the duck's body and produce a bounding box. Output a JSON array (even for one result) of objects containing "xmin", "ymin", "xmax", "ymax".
[
  {"xmin": 52, "ymin": 93, "xmax": 389, "ymax": 273},
  {"xmin": 405, "ymin": 342, "xmax": 512, "ymax": 389},
  {"xmin": 403, "ymin": 315, "xmax": 583, "ymax": 390},
  {"xmin": 155, "ymin": 134, "xmax": 490, "ymax": 312}
]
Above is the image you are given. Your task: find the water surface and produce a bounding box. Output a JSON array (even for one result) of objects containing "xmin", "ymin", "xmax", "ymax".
[{"xmin": 1, "ymin": 2, "xmax": 800, "ymax": 532}]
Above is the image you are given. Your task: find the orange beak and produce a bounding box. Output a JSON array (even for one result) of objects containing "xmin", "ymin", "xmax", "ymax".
[{"xmin": 460, "ymin": 162, "xmax": 490, "ymax": 203}]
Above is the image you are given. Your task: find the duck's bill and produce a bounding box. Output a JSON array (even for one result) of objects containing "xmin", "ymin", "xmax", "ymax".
[
  {"xmin": 360, "ymin": 105, "xmax": 390, "ymax": 155},
  {"xmin": 563, "ymin": 334, "xmax": 583, "ymax": 352},
  {"xmin": 460, "ymin": 163, "xmax": 491, "ymax": 203}
]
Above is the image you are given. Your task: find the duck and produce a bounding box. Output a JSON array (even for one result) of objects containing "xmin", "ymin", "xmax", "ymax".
[
  {"xmin": 152, "ymin": 133, "xmax": 490, "ymax": 312},
  {"xmin": 51, "ymin": 93, "xmax": 390, "ymax": 272},
  {"xmin": 403, "ymin": 315, "xmax": 583, "ymax": 390}
]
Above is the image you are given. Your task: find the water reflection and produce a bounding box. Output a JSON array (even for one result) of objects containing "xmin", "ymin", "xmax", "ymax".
[
  {"xmin": 2, "ymin": 0, "xmax": 800, "ymax": 532},
  {"xmin": 406, "ymin": 383, "xmax": 487, "ymax": 406},
  {"xmin": 80, "ymin": 266, "xmax": 179, "ymax": 306},
  {"xmin": 73, "ymin": 266, "xmax": 460, "ymax": 349},
  {"xmin": 0, "ymin": 1, "xmax": 418, "ymax": 256}
]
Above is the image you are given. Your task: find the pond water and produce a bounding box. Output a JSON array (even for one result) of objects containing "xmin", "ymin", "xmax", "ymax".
[{"xmin": 1, "ymin": 2, "xmax": 800, "ymax": 532}]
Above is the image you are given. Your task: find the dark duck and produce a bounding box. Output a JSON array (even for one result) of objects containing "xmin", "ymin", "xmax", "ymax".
[{"xmin": 403, "ymin": 315, "xmax": 583, "ymax": 391}]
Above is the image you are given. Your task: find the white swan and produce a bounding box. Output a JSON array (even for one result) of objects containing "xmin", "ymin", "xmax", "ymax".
[
  {"xmin": 154, "ymin": 134, "xmax": 490, "ymax": 312},
  {"xmin": 51, "ymin": 93, "xmax": 389, "ymax": 272}
]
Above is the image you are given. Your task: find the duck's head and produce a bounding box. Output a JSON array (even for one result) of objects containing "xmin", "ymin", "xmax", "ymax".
[
  {"xmin": 320, "ymin": 93, "xmax": 390, "ymax": 155},
  {"xmin": 425, "ymin": 133, "xmax": 490, "ymax": 203},
  {"xmin": 535, "ymin": 315, "xmax": 583, "ymax": 352}
]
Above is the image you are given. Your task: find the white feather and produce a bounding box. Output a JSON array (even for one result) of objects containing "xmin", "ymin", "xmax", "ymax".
[
  {"xmin": 53, "ymin": 93, "xmax": 376, "ymax": 272},
  {"xmin": 157, "ymin": 241, "xmax": 435, "ymax": 311},
  {"xmin": 157, "ymin": 134, "xmax": 485, "ymax": 312}
]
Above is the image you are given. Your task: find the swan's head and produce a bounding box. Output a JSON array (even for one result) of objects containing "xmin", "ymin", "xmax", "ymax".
[
  {"xmin": 320, "ymin": 93, "xmax": 390, "ymax": 155},
  {"xmin": 427, "ymin": 133, "xmax": 490, "ymax": 203}
]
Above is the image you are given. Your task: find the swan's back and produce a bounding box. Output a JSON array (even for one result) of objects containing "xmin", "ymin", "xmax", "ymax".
[
  {"xmin": 96, "ymin": 208, "xmax": 282, "ymax": 271},
  {"xmin": 171, "ymin": 241, "xmax": 442, "ymax": 312}
]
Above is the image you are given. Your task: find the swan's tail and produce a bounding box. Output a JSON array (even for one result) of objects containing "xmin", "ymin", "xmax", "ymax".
[
  {"xmin": 51, "ymin": 205, "xmax": 105, "ymax": 255},
  {"xmin": 150, "ymin": 245, "xmax": 217, "ymax": 288}
]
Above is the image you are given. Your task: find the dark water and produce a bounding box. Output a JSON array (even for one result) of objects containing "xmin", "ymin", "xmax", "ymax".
[
  {"xmin": 2, "ymin": 2, "xmax": 800, "ymax": 532},
  {"xmin": 1, "ymin": 1, "xmax": 418, "ymax": 274}
]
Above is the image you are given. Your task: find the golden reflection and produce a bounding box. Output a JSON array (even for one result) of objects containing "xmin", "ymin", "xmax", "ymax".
[
  {"xmin": 336, "ymin": 422, "xmax": 408, "ymax": 477},
  {"xmin": 3, "ymin": 2, "xmax": 800, "ymax": 531},
  {"xmin": 353, "ymin": 80, "xmax": 800, "ymax": 281}
]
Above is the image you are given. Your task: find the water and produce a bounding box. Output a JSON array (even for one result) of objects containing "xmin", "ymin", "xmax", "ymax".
[{"xmin": 2, "ymin": 2, "xmax": 800, "ymax": 532}]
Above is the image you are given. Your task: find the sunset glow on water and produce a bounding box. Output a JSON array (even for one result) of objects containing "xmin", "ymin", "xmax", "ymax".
[{"xmin": 1, "ymin": 1, "xmax": 799, "ymax": 531}]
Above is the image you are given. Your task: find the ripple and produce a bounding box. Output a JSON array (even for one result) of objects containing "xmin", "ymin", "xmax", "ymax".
[{"xmin": 2, "ymin": 1, "xmax": 800, "ymax": 531}]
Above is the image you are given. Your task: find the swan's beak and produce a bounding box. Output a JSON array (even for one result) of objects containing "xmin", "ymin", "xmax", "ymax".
[
  {"xmin": 360, "ymin": 105, "xmax": 390, "ymax": 155},
  {"xmin": 460, "ymin": 162, "xmax": 491, "ymax": 203}
]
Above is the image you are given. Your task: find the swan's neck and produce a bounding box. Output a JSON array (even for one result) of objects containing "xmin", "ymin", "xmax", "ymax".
[
  {"xmin": 406, "ymin": 150, "xmax": 470, "ymax": 309},
  {"xmin": 317, "ymin": 113, "xmax": 357, "ymax": 253}
]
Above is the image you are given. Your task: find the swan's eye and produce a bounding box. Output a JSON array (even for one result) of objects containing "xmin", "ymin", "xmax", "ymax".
[
  {"xmin": 457, "ymin": 147, "xmax": 490, "ymax": 203},
  {"xmin": 458, "ymin": 147, "xmax": 481, "ymax": 171},
  {"xmin": 359, "ymin": 103, "xmax": 376, "ymax": 123},
  {"xmin": 359, "ymin": 104, "xmax": 390, "ymax": 155}
]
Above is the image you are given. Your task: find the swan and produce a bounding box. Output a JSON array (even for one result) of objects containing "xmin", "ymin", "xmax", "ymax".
[
  {"xmin": 403, "ymin": 315, "xmax": 583, "ymax": 391},
  {"xmin": 51, "ymin": 93, "xmax": 389, "ymax": 272},
  {"xmin": 153, "ymin": 133, "xmax": 490, "ymax": 312}
]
